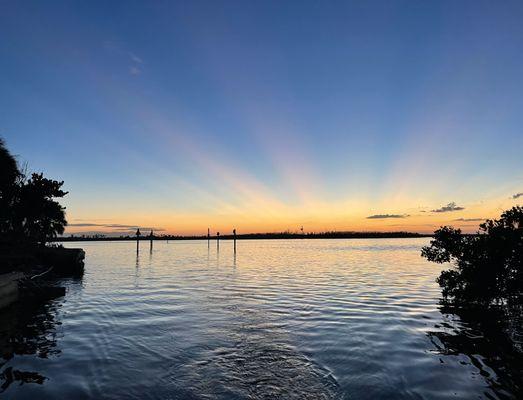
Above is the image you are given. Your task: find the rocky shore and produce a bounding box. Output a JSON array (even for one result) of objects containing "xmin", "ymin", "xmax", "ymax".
[{"xmin": 0, "ymin": 246, "xmax": 85, "ymax": 309}]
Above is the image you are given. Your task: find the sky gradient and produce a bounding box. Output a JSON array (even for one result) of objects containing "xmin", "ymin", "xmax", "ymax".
[{"xmin": 1, "ymin": 1, "xmax": 523, "ymax": 235}]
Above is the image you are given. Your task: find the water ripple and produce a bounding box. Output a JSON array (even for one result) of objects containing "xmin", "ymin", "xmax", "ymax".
[{"xmin": 1, "ymin": 238, "xmax": 520, "ymax": 399}]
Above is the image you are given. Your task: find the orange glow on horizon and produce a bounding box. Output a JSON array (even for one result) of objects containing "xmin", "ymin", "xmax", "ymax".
[{"xmin": 65, "ymin": 191, "xmax": 521, "ymax": 236}]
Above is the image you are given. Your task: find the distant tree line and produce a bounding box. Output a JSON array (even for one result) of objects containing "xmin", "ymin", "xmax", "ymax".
[
  {"xmin": 53, "ymin": 230, "xmax": 429, "ymax": 242},
  {"xmin": 0, "ymin": 138, "xmax": 67, "ymax": 246}
]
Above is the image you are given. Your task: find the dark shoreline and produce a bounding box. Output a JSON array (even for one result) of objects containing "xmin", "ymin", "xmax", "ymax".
[{"xmin": 53, "ymin": 231, "xmax": 433, "ymax": 242}]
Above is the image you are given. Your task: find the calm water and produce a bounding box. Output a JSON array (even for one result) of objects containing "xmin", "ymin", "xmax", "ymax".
[{"xmin": 0, "ymin": 239, "xmax": 520, "ymax": 399}]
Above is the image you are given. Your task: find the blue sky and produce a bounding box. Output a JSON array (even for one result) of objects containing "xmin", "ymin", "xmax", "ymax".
[{"xmin": 1, "ymin": 1, "xmax": 523, "ymax": 234}]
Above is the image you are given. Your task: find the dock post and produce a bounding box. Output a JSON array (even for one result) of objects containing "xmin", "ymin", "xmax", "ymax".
[
  {"xmin": 136, "ymin": 228, "xmax": 141, "ymax": 254},
  {"xmin": 217, "ymin": 231, "xmax": 220, "ymax": 251},
  {"xmin": 233, "ymin": 228, "xmax": 236, "ymax": 254},
  {"xmin": 149, "ymin": 230, "xmax": 153, "ymax": 253}
]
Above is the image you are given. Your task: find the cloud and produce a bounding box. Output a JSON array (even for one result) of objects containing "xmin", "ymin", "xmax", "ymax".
[
  {"xmin": 68, "ymin": 223, "xmax": 102, "ymax": 227},
  {"xmin": 431, "ymin": 202, "xmax": 465, "ymax": 213},
  {"xmin": 128, "ymin": 52, "xmax": 143, "ymax": 64},
  {"xmin": 102, "ymin": 41, "xmax": 143, "ymax": 75},
  {"xmin": 129, "ymin": 66, "xmax": 141, "ymax": 75},
  {"xmin": 68, "ymin": 222, "xmax": 164, "ymax": 231},
  {"xmin": 512, "ymin": 192, "xmax": 523, "ymax": 199},
  {"xmin": 453, "ymin": 218, "xmax": 484, "ymax": 222},
  {"xmin": 128, "ymin": 52, "xmax": 143, "ymax": 75},
  {"xmin": 366, "ymin": 214, "xmax": 410, "ymax": 219}
]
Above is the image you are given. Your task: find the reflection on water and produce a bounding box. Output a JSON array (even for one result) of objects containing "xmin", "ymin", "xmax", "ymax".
[
  {"xmin": 0, "ymin": 293, "xmax": 63, "ymax": 392},
  {"xmin": 0, "ymin": 239, "xmax": 521, "ymax": 399},
  {"xmin": 428, "ymin": 305, "xmax": 523, "ymax": 399}
]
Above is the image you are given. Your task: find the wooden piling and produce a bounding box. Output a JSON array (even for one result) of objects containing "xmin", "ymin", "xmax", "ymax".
[
  {"xmin": 136, "ymin": 228, "xmax": 141, "ymax": 253},
  {"xmin": 149, "ymin": 230, "xmax": 153, "ymax": 252}
]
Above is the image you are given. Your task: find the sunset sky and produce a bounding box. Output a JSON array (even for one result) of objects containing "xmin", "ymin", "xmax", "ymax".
[{"xmin": 1, "ymin": 1, "xmax": 523, "ymax": 235}]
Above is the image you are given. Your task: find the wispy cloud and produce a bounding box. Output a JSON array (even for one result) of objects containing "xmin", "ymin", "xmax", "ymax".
[
  {"xmin": 129, "ymin": 66, "xmax": 141, "ymax": 75},
  {"xmin": 453, "ymin": 218, "xmax": 484, "ymax": 222},
  {"xmin": 68, "ymin": 223, "xmax": 103, "ymax": 227},
  {"xmin": 512, "ymin": 192, "xmax": 523, "ymax": 199},
  {"xmin": 366, "ymin": 214, "xmax": 409, "ymax": 219},
  {"xmin": 68, "ymin": 222, "xmax": 164, "ymax": 231},
  {"xmin": 103, "ymin": 41, "xmax": 143, "ymax": 75},
  {"xmin": 431, "ymin": 202, "xmax": 465, "ymax": 213},
  {"xmin": 129, "ymin": 52, "xmax": 143, "ymax": 64},
  {"xmin": 128, "ymin": 52, "xmax": 143, "ymax": 75}
]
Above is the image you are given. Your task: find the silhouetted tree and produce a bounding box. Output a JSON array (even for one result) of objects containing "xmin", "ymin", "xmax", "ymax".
[
  {"xmin": 14, "ymin": 173, "xmax": 68, "ymax": 244},
  {"xmin": 0, "ymin": 139, "xmax": 21, "ymax": 240},
  {"xmin": 422, "ymin": 207, "xmax": 523, "ymax": 305},
  {"xmin": 0, "ymin": 138, "xmax": 68, "ymax": 245}
]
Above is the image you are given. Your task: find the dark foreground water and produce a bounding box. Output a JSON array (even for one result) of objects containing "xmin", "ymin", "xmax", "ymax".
[{"xmin": 0, "ymin": 239, "xmax": 521, "ymax": 399}]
